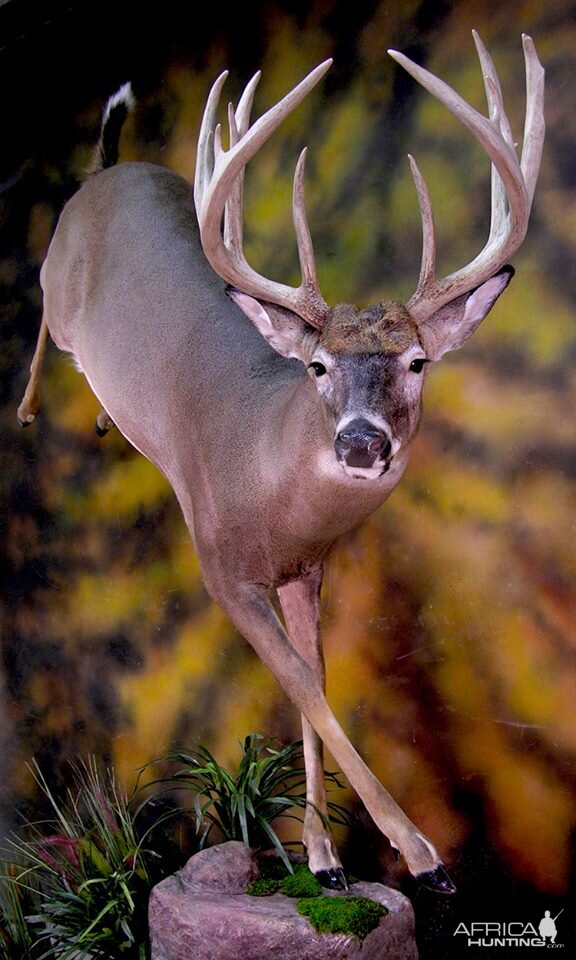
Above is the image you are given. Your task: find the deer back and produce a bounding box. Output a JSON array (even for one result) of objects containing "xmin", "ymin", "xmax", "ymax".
[{"xmin": 44, "ymin": 164, "xmax": 299, "ymax": 451}]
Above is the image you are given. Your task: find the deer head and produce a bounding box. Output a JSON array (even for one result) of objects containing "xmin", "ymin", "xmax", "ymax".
[{"xmin": 194, "ymin": 34, "xmax": 544, "ymax": 480}]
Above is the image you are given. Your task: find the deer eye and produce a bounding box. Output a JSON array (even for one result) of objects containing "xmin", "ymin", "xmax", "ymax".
[
  {"xmin": 409, "ymin": 357, "xmax": 429, "ymax": 374},
  {"xmin": 308, "ymin": 361, "xmax": 327, "ymax": 378}
]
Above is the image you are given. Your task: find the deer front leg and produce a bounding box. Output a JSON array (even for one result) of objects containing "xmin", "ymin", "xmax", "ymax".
[
  {"xmin": 213, "ymin": 578, "xmax": 455, "ymax": 893},
  {"xmin": 277, "ymin": 570, "xmax": 347, "ymax": 890}
]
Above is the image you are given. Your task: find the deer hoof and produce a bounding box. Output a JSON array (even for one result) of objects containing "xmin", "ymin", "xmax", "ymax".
[
  {"xmin": 17, "ymin": 403, "xmax": 37, "ymax": 427},
  {"xmin": 415, "ymin": 863, "xmax": 456, "ymax": 894},
  {"xmin": 95, "ymin": 411, "xmax": 115, "ymax": 437},
  {"xmin": 315, "ymin": 867, "xmax": 348, "ymax": 891}
]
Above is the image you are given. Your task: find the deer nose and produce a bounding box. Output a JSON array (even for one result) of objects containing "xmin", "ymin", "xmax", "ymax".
[{"xmin": 334, "ymin": 418, "xmax": 392, "ymax": 468}]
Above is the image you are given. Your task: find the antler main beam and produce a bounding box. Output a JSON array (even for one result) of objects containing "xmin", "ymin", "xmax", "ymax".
[
  {"xmin": 194, "ymin": 61, "xmax": 333, "ymax": 329},
  {"xmin": 388, "ymin": 32, "xmax": 545, "ymax": 323}
]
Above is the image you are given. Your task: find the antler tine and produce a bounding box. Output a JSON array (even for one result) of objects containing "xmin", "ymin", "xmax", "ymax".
[
  {"xmin": 223, "ymin": 71, "xmax": 261, "ymax": 258},
  {"xmin": 473, "ymin": 30, "xmax": 514, "ymax": 144},
  {"xmin": 388, "ymin": 33, "xmax": 545, "ymax": 323},
  {"xmin": 472, "ymin": 30, "xmax": 513, "ymax": 245},
  {"xmin": 194, "ymin": 70, "xmax": 228, "ymax": 212},
  {"xmin": 195, "ymin": 60, "xmax": 333, "ymax": 329},
  {"xmin": 521, "ymin": 34, "xmax": 546, "ymax": 206},
  {"xmin": 293, "ymin": 148, "xmax": 321, "ymax": 294},
  {"xmin": 408, "ymin": 154, "xmax": 436, "ymax": 295}
]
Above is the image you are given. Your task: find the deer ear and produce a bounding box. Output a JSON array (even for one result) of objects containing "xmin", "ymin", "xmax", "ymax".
[
  {"xmin": 418, "ymin": 267, "xmax": 514, "ymax": 361},
  {"xmin": 229, "ymin": 289, "xmax": 318, "ymax": 362}
]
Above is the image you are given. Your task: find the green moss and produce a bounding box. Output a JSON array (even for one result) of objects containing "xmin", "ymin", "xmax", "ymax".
[
  {"xmin": 248, "ymin": 864, "xmax": 322, "ymax": 898},
  {"xmin": 249, "ymin": 867, "xmax": 386, "ymax": 939},
  {"xmin": 247, "ymin": 877, "xmax": 281, "ymax": 897},
  {"xmin": 280, "ymin": 865, "xmax": 322, "ymax": 898},
  {"xmin": 297, "ymin": 895, "xmax": 388, "ymax": 940}
]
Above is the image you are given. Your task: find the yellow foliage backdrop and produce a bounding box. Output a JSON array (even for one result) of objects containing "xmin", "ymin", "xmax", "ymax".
[{"xmin": 2, "ymin": 0, "xmax": 576, "ymax": 932}]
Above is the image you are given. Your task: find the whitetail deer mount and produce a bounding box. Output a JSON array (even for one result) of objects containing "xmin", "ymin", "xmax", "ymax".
[{"xmin": 18, "ymin": 33, "xmax": 544, "ymax": 893}]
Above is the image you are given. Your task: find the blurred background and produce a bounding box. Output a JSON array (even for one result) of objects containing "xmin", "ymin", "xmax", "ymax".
[{"xmin": 1, "ymin": 0, "xmax": 575, "ymax": 955}]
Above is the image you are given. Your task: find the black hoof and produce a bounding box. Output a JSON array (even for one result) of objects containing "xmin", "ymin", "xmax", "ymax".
[
  {"xmin": 315, "ymin": 868, "xmax": 348, "ymax": 891},
  {"xmin": 95, "ymin": 410, "xmax": 115, "ymax": 437},
  {"xmin": 416, "ymin": 864, "xmax": 456, "ymax": 894},
  {"xmin": 17, "ymin": 412, "xmax": 34, "ymax": 428}
]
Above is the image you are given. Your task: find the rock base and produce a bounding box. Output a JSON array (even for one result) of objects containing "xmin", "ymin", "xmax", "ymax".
[{"xmin": 149, "ymin": 842, "xmax": 418, "ymax": 960}]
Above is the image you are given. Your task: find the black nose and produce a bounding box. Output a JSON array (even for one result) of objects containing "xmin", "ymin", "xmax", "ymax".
[{"xmin": 334, "ymin": 418, "xmax": 392, "ymax": 468}]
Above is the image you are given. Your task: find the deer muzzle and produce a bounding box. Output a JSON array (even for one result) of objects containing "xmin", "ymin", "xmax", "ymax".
[{"xmin": 334, "ymin": 418, "xmax": 392, "ymax": 474}]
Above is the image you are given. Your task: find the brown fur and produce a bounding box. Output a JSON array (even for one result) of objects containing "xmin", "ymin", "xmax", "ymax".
[{"xmin": 319, "ymin": 300, "xmax": 418, "ymax": 354}]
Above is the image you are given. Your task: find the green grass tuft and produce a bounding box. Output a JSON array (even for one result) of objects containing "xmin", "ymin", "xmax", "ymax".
[
  {"xmin": 297, "ymin": 895, "xmax": 388, "ymax": 939},
  {"xmin": 147, "ymin": 734, "xmax": 349, "ymax": 875},
  {"xmin": 0, "ymin": 758, "xmax": 180, "ymax": 960}
]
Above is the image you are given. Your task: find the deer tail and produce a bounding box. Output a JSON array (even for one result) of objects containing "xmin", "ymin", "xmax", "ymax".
[{"xmin": 88, "ymin": 82, "xmax": 135, "ymax": 175}]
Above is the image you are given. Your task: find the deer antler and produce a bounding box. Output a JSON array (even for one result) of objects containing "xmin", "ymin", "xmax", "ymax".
[
  {"xmin": 194, "ymin": 61, "xmax": 332, "ymax": 330},
  {"xmin": 388, "ymin": 32, "xmax": 545, "ymax": 323}
]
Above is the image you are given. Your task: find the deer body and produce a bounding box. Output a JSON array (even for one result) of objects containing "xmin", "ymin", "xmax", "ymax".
[
  {"xmin": 46, "ymin": 162, "xmax": 415, "ymax": 583},
  {"xmin": 20, "ymin": 36, "xmax": 544, "ymax": 893}
]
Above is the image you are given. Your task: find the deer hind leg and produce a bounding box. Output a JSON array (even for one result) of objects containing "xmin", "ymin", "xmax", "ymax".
[
  {"xmin": 17, "ymin": 314, "xmax": 50, "ymax": 426},
  {"xmin": 277, "ymin": 570, "xmax": 347, "ymax": 890},
  {"xmin": 213, "ymin": 577, "xmax": 455, "ymax": 893}
]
